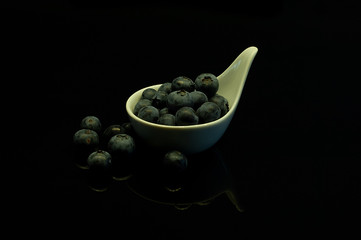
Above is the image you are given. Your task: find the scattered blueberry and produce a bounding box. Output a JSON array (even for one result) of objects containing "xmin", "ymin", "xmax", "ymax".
[
  {"xmin": 80, "ymin": 116, "xmax": 102, "ymax": 133},
  {"xmin": 162, "ymin": 150, "xmax": 188, "ymax": 191},
  {"xmin": 108, "ymin": 134, "xmax": 136, "ymax": 155},
  {"xmin": 171, "ymin": 76, "xmax": 195, "ymax": 92},
  {"xmin": 209, "ymin": 94, "xmax": 229, "ymax": 116},
  {"xmin": 134, "ymin": 98, "xmax": 152, "ymax": 115},
  {"xmin": 158, "ymin": 82, "xmax": 172, "ymax": 94},
  {"xmin": 87, "ymin": 150, "xmax": 112, "ymax": 169},
  {"xmin": 87, "ymin": 150, "xmax": 112, "ymax": 191},
  {"xmin": 175, "ymin": 107, "xmax": 199, "ymax": 126},
  {"xmin": 152, "ymin": 90, "xmax": 168, "ymax": 109},
  {"xmin": 167, "ymin": 90, "xmax": 194, "ymax": 112},
  {"xmin": 73, "ymin": 129, "xmax": 99, "ymax": 169},
  {"xmin": 137, "ymin": 106, "xmax": 159, "ymax": 123},
  {"xmin": 108, "ymin": 134, "xmax": 136, "ymax": 180},
  {"xmin": 162, "ymin": 150, "xmax": 188, "ymax": 174},
  {"xmin": 141, "ymin": 88, "xmax": 157, "ymax": 100},
  {"xmin": 158, "ymin": 113, "xmax": 176, "ymax": 126},
  {"xmin": 190, "ymin": 91, "xmax": 208, "ymax": 110},
  {"xmin": 196, "ymin": 102, "xmax": 221, "ymax": 123},
  {"xmin": 195, "ymin": 73, "xmax": 219, "ymax": 98}
]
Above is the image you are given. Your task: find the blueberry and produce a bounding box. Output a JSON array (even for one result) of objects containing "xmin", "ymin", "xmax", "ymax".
[
  {"xmin": 108, "ymin": 134, "xmax": 136, "ymax": 180},
  {"xmin": 121, "ymin": 122, "xmax": 134, "ymax": 135},
  {"xmin": 101, "ymin": 124, "xmax": 126, "ymax": 148},
  {"xmin": 162, "ymin": 150, "xmax": 188, "ymax": 191},
  {"xmin": 209, "ymin": 94, "xmax": 229, "ymax": 117},
  {"xmin": 152, "ymin": 90, "xmax": 168, "ymax": 109},
  {"xmin": 158, "ymin": 113, "xmax": 176, "ymax": 126},
  {"xmin": 73, "ymin": 129, "xmax": 99, "ymax": 169},
  {"xmin": 141, "ymin": 88, "xmax": 157, "ymax": 100},
  {"xmin": 167, "ymin": 90, "xmax": 194, "ymax": 112},
  {"xmin": 196, "ymin": 102, "xmax": 221, "ymax": 123},
  {"xmin": 175, "ymin": 107, "xmax": 199, "ymax": 126},
  {"xmin": 134, "ymin": 98, "xmax": 152, "ymax": 115},
  {"xmin": 80, "ymin": 116, "xmax": 102, "ymax": 133},
  {"xmin": 171, "ymin": 76, "xmax": 195, "ymax": 92},
  {"xmin": 195, "ymin": 73, "xmax": 219, "ymax": 98},
  {"xmin": 189, "ymin": 91, "xmax": 208, "ymax": 110},
  {"xmin": 158, "ymin": 82, "xmax": 172, "ymax": 94},
  {"xmin": 137, "ymin": 106, "xmax": 159, "ymax": 123},
  {"xmin": 87, "ymin": 150, "xmax": 112, "ymax": 169},
  {"xmin": 159, "ymin": 107, "xmax": 169, "ymax": 116},
  {"xmin": 87, "ymin": 150, "xmax": 112, "ymax": 191},
  {"xmin": 108, "ymin": 134, "xmax": 136, "ymax": 156},
  {"xmin": 162, "ymin": 150, "xmax": 188, "ymax": 174}
]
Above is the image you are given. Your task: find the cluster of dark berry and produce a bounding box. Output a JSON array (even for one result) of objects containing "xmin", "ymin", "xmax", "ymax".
[
  {"xmin": 72, "ymin": 116, "xmax": 188, "ymax": 192},
  {"xmin": 72, "ymin": 116, "xmax": 136, "ymax": 191},
  {"xmin": 134, "ymin": 73, "xmax": 229, "ymax": 126}
]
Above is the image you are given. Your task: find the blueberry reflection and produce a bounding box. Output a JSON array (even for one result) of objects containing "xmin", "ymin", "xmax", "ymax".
[{"xmin": 126, "ymin": 146, "xmax": 243, "ymax": 212}]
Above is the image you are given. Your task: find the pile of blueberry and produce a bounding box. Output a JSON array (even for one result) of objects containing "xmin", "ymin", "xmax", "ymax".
[
  {"xmin": 72, "ymin": 116, "xmax": 136, "ymax": 190},
  {"xmin": 72, "ymin": 116, "xmax": 188, "ymax": 192},
  {"xmin": 134, "ymin": 73, "xmax": 229, "ymax": 126}
]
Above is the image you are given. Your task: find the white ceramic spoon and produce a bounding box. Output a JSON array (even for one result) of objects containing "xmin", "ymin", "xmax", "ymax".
[{"xmin": 126, "ymin": 46, "xmax": 258, "ymax": 154}]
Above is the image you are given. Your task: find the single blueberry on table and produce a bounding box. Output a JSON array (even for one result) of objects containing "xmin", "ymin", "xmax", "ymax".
[
  {"xmin": 121, "ymin": 122, "xmax": 134, "ymax": 135},
  {"xmin": 158, "ymin": 82, "xmax": 172, "ymax": 94},
  {"xmin": 137, "ymin": 106, "xmax": 159, "ymax": 123},
  {"xmin": 87, "ymin": 150, "xmax": 112, "ymax": 192},
  {"xmin": 141, "ymin": 88, "xmax": 157, "ymax": 100},
  {"xmin": 171, "ymin": 76, "xmax": 195, "ymax": 92},
  {"xmin": 80, "ymin": 116, "xmax": 102, "ymax": 133},
  {"xmin": 175, "ymin": 107, "xmax": 199, "ymax": 126},
  {"xmin": 167, "ymin": 90, "xmax": 194, "ymax": 113},
  {"xmin": 108, "ymin": 134, "xmax": 136, "ymax": 180},
  {"xmin": 195, "ymin": 73, "xmax": 219, "ymax": 98},
  {"xmin": 209, "ymin": 94, "xmax": 229, "ymax": 117},
  {"xmin": 189, "ymin": 91, "xmax": 208, "ymax": 110},
  {"xmin": 152, "ymin": 90, "xmax": 168, "ymax": 109},
  {"xmin": 162, "ymin": 150, "xmax": 188, "ymax": 174},
  {"xmin": 134, "ymin": 98, "xmax": 152, "ymax": 115},
  {"xmin": 108, "ymin": 134, "xmax": 136, "ymax": 156},
  {"xmin": 73, "ymin": 129, "xmax": 99, "ymax": 169},
  {"xmin": 158, "ymin": 113, "xmax": 176, "ymax": 126},
  {"xmin": 87, "ymin": 150, "xmax": 112, "ymax": 169},
  {"xmin": 73, "ymin": 129, "xmax": 99, "ymax": 146},
  {"xmin": 162, "ymin": 150, "xmax": 188, "ymax": 192},
  {"xmin": 196, "ymin": 102, "xmax": 221, "ymax": 123}
]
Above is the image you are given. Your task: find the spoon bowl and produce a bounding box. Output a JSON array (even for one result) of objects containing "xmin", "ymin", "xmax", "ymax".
[{"xmin": 126, "ymin": 46, "xmax": 258, "ymax": 154}]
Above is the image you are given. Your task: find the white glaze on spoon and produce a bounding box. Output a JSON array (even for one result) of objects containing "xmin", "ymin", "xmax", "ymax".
[{"xmin": 126, "ymin": 46, "xmax": 258, "ymax": 154}]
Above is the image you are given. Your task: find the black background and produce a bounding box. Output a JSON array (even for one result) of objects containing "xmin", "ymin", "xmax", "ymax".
[{"xmin": 5, "ymin": 1, "xmax": 361, "ymax": 238}]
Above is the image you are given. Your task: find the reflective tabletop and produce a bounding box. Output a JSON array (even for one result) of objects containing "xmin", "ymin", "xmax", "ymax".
[{"xmin": 8, "ymin": 2, "xmax": 361, "ymax": 239}]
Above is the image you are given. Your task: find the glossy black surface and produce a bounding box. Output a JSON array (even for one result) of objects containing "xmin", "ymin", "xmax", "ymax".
[{"xmin": 8, "ymin": 2, "xmax": 361, "ymax": 238}]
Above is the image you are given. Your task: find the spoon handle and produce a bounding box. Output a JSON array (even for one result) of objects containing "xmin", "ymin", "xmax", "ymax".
[
  {"xmin": 217, "ymin": 46, "xmax": 258, "ymax": 110},
  {"xmin": 218, "ymin": 46, "xmax": 258, "ymax": 83}
]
